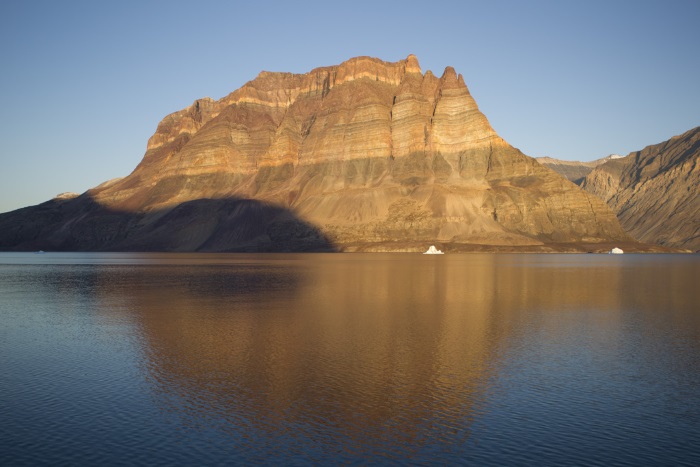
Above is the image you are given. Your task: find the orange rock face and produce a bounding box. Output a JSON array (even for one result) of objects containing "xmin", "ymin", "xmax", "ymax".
[{"xmin": 0, "ymin": 55, "xmax": 631, "ymax": 252}]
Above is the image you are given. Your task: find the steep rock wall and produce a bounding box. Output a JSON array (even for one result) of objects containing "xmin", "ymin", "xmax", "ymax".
[{"xmin": 0, "ymin": 55, "xmax": 632, "ymax": 252}]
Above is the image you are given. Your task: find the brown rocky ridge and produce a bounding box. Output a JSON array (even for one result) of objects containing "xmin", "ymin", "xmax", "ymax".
[
  {"xmin": 581, "ymin": 126, "xmax": 700, "ymax": 252},
  {"xmin": 0, "ymin": 55, "xmax": 640, "ymax": 252}
]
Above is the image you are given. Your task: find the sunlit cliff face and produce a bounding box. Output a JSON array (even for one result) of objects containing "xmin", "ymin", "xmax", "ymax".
[
  {"xmin": 0, "ymin": 56, "xmax": 632, "ymax": 252},
  {"xmin": 0, "ymin": 55, "xmax": 634, "ymax": 252},
  {"xmin": 77, "ymin": 55, "xmax": 627, "ymax": 248}
]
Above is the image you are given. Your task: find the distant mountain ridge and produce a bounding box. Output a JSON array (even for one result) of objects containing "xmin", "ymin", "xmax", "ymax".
[
  {"xmin": 537, "ymin": 154, "xmax": 623, "ymax": 184},
  {"xmin": 581, "ymin": 127, "xmax": 700, "ymax": 251},
  {"xmin": 0, "ymin": 55, "xmax": 635, "ymax": 252}
]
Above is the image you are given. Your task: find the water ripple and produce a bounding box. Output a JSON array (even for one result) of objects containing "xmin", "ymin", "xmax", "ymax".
[{"xmin": 2, "ymin": 253, "xmax": 700, "ymax": 465}]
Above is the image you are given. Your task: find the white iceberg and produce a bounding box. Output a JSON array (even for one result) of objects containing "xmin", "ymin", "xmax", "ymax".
[
  {"xmin": 609, "ymin": 247, "xmax": 624, "ymax": 254},
  {"xmin": 423, "ymin": 245, "xmax": 444, "ymax": 255}
]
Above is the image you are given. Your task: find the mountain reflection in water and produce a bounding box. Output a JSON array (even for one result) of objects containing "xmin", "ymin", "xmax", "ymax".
[
  {"xmin": 127, "ymin": 256, "xmax": 502, "ymax": 457},
  {"xmin": 2, "ymin": 253, "xmax": 700, "ymax": 465}
]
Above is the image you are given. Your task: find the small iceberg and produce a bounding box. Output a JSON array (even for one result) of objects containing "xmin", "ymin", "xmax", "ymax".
[
  {"xmin": 609, "ymin": 247, "xmax": 624, "ymax": 255},
  {"xmin": 423, "ymin": 245, "xmax": 444, "ymax": 255}
]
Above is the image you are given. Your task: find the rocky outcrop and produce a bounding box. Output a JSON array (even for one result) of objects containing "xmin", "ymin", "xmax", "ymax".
[
  {"xmin": 581, "ymin": 127, "xmax": 700, "ymax": 251},
  {"xmin": 0, "ymin": 55, "xmax": 633, "ymax": 252}
]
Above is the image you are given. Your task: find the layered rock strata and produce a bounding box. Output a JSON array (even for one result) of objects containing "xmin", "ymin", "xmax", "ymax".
[
  {"xmin": 582, "ymin": 127, "xmax": 700, "ymax": 251},
  {"xmin": 0, "ymin": 55, "xmax": 631, "ymax": 252}
]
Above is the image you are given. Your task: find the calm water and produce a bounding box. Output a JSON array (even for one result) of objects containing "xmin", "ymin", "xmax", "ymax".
[{"xmin": 1, "ymin": 252, "xmax": 699, "ymax": 465}]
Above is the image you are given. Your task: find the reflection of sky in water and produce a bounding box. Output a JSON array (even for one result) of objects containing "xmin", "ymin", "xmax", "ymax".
[{"xmin": 1, "ymin": 253, "xmax": 699, "ymax": 465}]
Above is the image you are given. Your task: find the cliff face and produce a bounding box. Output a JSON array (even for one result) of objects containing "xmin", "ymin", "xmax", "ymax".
[
  {"xmin": 581, "ymin": 127, "xmax": 700, "ymax": 252},
  {"xmin": 0, "ymin": 55, "xmax": 631, "ymax": 252}
]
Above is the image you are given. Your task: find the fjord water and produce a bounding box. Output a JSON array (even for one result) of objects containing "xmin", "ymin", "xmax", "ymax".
[{"xmin": 1, "ymin": 253, "xmax": 699, "ymax": 465}]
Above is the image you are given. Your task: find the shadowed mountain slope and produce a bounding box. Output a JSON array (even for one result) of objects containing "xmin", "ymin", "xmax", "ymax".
[
  {"xmin": 581, "ymin": 127, "xmax": 700, "ymax": 251},
  {"xmin": 0, "ymin": 195, "xmax": 335, "ymax": 252},
  {"xmin": 1, "ymin": 55, "xmax": 633, "ymax": 252}
]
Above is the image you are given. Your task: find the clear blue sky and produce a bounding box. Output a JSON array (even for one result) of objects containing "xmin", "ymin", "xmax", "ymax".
[{"xmin": 1, "ymin": 0, "xmax": 698, "ymax": 213}]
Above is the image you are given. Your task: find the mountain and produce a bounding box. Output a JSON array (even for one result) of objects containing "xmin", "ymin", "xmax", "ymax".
[
  {"xmin": 0, "ymin": 55, "xmax": 635, "ymax": 252},
  {"xmin": 581, "ymin": 127, "xmax": 700, "ymax": 251},
  {"xmin": 537, "ymin": 155, "xmax": 623, "ymax": 184}
]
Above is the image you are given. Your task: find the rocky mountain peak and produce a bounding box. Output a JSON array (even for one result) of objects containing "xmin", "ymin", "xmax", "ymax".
[
  {"xmin": 440, "ymin": 66, "xmax": 459, "ymax": 86},
  {"xmin": 0, "ymin": 55, "xmax": 635, "ymax": 252},
  {"xmin": 405, "ymin": 54, "xmax": 421, "ymax": 74}
]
